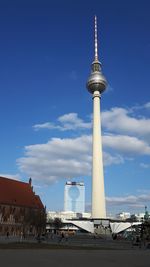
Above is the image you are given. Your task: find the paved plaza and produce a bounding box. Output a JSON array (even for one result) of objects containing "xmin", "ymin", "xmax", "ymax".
[
  {"xmin": 0, "ymin": 249, "xmax": 150, "ymax": 267},
  {"xmin": 0, "ymin": 234, "xmax": 150, "ymax": 267},
  {"xmin": 0, "ymin": 234, "xmax": 150, "ymax": 250}
]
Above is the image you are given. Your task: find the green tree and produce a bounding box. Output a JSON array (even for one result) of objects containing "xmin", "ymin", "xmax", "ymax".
[{"xmin": 53, "ymin": 217, "xmax": 63, "ymax": 230}]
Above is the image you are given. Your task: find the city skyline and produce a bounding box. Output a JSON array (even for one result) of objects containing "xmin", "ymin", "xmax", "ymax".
[{"xmin": 0, "ymin": 0, "xmax": 150, "ymax": 215}]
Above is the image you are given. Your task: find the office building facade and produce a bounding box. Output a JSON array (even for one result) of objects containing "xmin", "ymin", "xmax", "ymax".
[{"xmin": 64, "ymin": 181, "xmax": 85, "ymax": 213}]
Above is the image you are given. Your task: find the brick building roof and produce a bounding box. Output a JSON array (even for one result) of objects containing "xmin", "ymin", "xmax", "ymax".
[{"xmin": 0, "ymin": 176, "xmax": 44, "ymax": 209}]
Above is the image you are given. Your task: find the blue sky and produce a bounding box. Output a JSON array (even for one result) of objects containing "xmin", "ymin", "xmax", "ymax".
[{"xmin": 0, "ymin": 0, "xmax": 150, "ymax": 216}]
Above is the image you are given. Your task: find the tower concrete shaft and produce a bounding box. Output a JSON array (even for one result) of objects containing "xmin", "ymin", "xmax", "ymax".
[
  {"xmin": 92, "ymin": 90, "xmax": 106, "ymax": 218},
  {"xmin": 86, "ymin": 16, "xmax": 107, "ymax": 219}
]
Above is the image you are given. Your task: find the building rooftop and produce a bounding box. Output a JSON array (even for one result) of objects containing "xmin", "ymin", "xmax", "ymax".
[
  {"xmin": 65, "ymin": 181, "xmax": 84, "ymax": 186},
  {"xmin": 0, "ymin": 176, "xmax": 44, "ymax": 209}
]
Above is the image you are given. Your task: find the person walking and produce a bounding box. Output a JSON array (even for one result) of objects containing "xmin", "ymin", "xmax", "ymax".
[
  {"xmin": 20, "ymin": 231, "xmax": 23, "ymax": 242},
  {"xmin": 6, "ymin": 231, "xmax": 9, "ymax": 239},
  {"xmin": 59, "ymin": 231, "xmax": 65, "ymax": 242}
]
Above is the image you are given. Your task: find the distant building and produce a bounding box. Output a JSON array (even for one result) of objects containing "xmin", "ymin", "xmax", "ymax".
[
  {"xmin": 116, "ymin": 212, "xmax": 131, "ymax": 220},
  {"xmin": 47, "ymin": 211, "xmax": 91, "ymax": 221},
  {"xmin": 131, "ymin": 213, "xmax": 145, "ymax": 221},
  {"xmin": 64, "ymin": 181, "xmax": 85, "ymax": 213},
  {"xmin": 46, "ymin": 211, "xmax": 93, "ymax": 234},
  {"xmin": 116, "ymin": 212, "xmax": 150, "ymax": 222},
  {"xmin": 0, "ymin": 176, "xmax": 46, "ymax": 236}
]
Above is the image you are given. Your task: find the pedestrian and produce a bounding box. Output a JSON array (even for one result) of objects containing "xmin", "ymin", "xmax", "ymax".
[
  {"xmin": 59, "ymin": 231, "xmax": 65, "ymax": 242},
  {"xmin": 6, "ymin": 231, "xmax": 9, "ymax": 239},
  {"xmin": 23, "ymin": 232, "xmax": 26, "ymax": 240},
  {"xmin": 20, "ymin": 231, "xmax": 23, "ymax": 242},
  {"xmin": 65, "ymin": 232, "xmax": 68, "ymax": 242}
]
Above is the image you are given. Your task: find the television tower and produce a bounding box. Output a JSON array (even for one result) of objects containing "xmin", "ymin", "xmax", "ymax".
[{"xmin": 86, "ymin": 16, "xmax": 107, "ymax": 218}]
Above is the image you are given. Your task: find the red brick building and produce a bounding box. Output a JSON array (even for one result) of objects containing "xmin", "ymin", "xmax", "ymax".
[{"xmin": 0, "ymin": 176, "xmax": 46, "ymax": 236}]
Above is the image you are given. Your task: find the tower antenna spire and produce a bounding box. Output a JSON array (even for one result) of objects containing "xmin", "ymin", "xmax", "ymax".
[{"xmin": 94, "ymin": 15, "xmax": 99, "ymax": 61}]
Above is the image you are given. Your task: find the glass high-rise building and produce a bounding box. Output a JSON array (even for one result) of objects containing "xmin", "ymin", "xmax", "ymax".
[{"xmin": 64, "ymin": 181, "xmax": 85, "ymax": 213}]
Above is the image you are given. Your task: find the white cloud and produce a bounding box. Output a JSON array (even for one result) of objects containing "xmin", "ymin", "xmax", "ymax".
[
  {"xmin": 106, "ymin": 194, "xmax": 150, "ymax": 207},
  {"xmin": 33, "ymin": 113, "xmax": 92, "ymax": 131},
  {"xmin": 21, "ymin": 104, "xmax": 150, "ymax": 184},
  {"xmin": 58, "ymin": 113, "xmax": 92, "ymax": 130},
  {"xmin": 17, "ymin": 135, "xmax": 123, "ymax": 184},
  {"xmin": 0, "ymin": 173, "xmax": 21, "ymax": 180},
  {"xmin": 127, "ymin": 204, "xmax": 145, "ymax": 209},
  {"xmin": 86, "ymin": 193, "xmax": 150, "ymax": 212},
  {"xmin": 144, "ymin": 102, "xmax": 150, "ymax": 109},
  {"xmin": 17, "ymin": 135, "xmax": 91, "ymax": 184},
  {"xmin": 106, "ymin": 195, "xmax": 137, "ymax": 205},
  {"xmin": 33, "ymin": 122, "xmax": 62, "ymax": 131},
  {"xmin": 33, "ymin": 105, "xmax": 150, "ymax": 138},
  {"xmin": 137, "ymin": 189, "xmax": 150, "ymax": 194},
  {"xmin": 101, "ymin": 107, "xmax": 150, "ymax": 136},
  {"xmin": 103, "ymin": 134, "xmax": 150, "ymax": 155},
  {"xmin": 140, "ymin": 163, "xmax": 150, "ymax": 169},
  {"xmin": 103, "ymin": 152, "xmax": 124, "ymax": 166}
]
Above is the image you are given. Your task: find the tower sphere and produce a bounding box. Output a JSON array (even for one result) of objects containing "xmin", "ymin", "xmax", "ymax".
[{"xmin": 86, "ymin": 60, "xmax": 107, "ymax": 94}]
